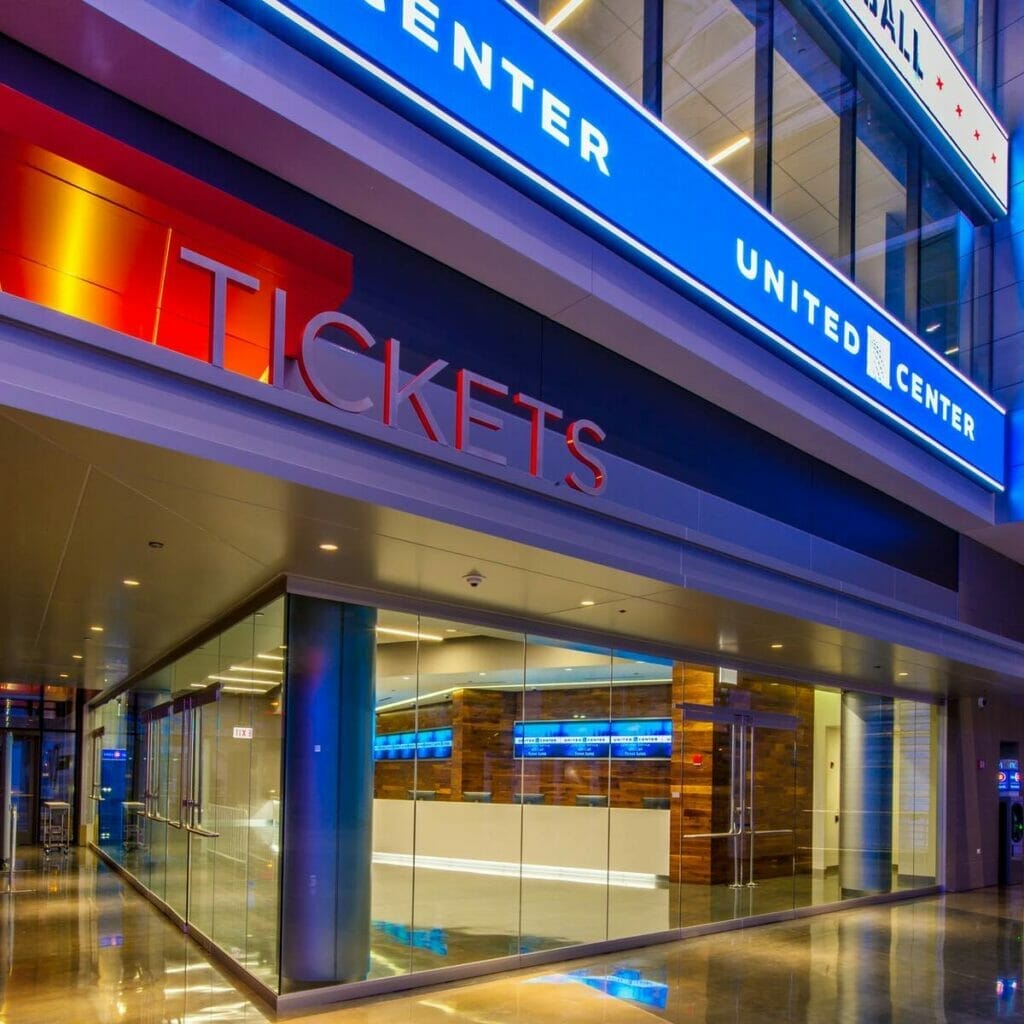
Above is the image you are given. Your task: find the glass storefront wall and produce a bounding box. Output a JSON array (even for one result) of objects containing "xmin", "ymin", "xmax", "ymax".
[
  {"xmin": 86, "ymin": 596, "xmax": 285, "ymax": 991},
  {"xmin": 1, "ymin": 683, "xmax": 77, "ymax": 846},
  {"xmin": 367, "ymin": 607, "xmax": 941, "ymax": 980},
  {"xmin": 90, "ymin": 594, "xmax": 942, "ymax": 995}
]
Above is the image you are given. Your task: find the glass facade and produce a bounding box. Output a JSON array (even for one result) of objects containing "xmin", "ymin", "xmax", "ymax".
[
  {"xmin": 661, "ymin": 0, "xmax": 759, "ymax": 197},
  {"xmin": 1, "ymin": 683, "xmax": 78, "ymax": 846},
  {"xmin": 543, "ymin": 0, "xmax": 990, "ymax": 378},
  {"xmin": 90, "ymin": 592, "xmax": 942, "ymax": 994},
  {"xmin": 854, "ymin": 81, "xmax": 910, "ymax": 323},
  {"xmin": 771, "ymin": 1, "xmax": 851, "ymax": 267},
  {"xmin": 86, "ymin": 597, "xmax": 285, "ymax": 991}
]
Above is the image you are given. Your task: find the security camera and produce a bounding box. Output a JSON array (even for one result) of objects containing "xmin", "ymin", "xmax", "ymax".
[
  {"xmin": 464, "ymin": 569, "xmax": 486, "ymax": 588},
  {"xmin": 977, "ymin": 697, "xmax": 988, "ymax": 709}
]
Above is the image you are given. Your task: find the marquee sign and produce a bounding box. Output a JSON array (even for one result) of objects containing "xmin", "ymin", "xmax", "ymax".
[
  {"xmin": 231, "ymin": 0, "xmax": 1006, "ymax": 490},
  {"xmin": 812, "ymin": 0, "xmax": 1008, "ymax": 216}
]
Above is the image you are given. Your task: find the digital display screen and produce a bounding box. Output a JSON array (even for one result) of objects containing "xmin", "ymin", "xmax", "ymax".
[
  {"xmin": 998, "ymin": 759, "xmax": 1021, "ymax": 795},
  {"xmin": 374, "ymin": 727, "xmax": 453, "ymax": 761},
  {"xmin": 100, "ymin": 749, "xmax": 126, "ymax": 761},
  {"xmin": 514, "ymin": 719, "xmax": 672, "ymax": 760}
]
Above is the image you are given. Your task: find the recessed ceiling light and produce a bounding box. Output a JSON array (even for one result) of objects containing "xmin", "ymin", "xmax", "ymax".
[
  {"xmin": 770, "ymin": 643, "xmax": 784, "ymax": 650},
  {"xmin": 228, "ymin": 665, "xmax": 282, "ymax": 675},
  {"xmin": 72, "ymin": 654, "xmax": 83, "ymax": 660},
  {"xmin": 319, "ymin": 543, "xmax": 339, "ymax": 552},
  {"xmin": 546, "ymin": 0, "xmax": 588, "ymax": 31},
  {"xmin": 925, "ymin": 322, "xmax": 942, "ymax": 334},
  {"xmin": 898, "ymin": 671, "xmax": 909, "ymax": 678},
  {"xmin": 580, "ymin": 600, "xmax": 595, "ymax": 607},
  {"xmin": 375, "ymin": 627, "xmax": 444, "ymax": 642},
  {"xmin": 402, "ymin": 676, "xmax": 411, "ymax": 681},
  {"xmin": 445, "ymin": 629, "xmax": 458, "ymax": 634},
  {"xmin": 708, "ymin": 134, "xmax": 751, "ymax": 167},
  {"xmin": 123, "ymin": 579, "xmax": 140, "ymax": 587},
  {"xmin": 59, "ymin": 673, "xmax": 69, "ymax": 679},
  {"xmin": 90, "ymin": 625, "xmax": 104, "ymax": 633},
  {"xmin": 479, "ymin": 672, "xmax": 487, "ymax": 677}
]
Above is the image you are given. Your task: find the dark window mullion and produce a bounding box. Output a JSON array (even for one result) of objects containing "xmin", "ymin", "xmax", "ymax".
[
  {"xmin": 753, "ymin": 0, "xmax": 774, "ymax": 208},
  {"xmin": 905, "ymin": 145, "xmax": 922, "ymax": 331},
  {"xmin": 642, "ymin": 0, "xmax": 665, "ymax": 117},
  {"xmin": 837, "ymin": 58, "xmax": 857, "ymax": 274}
]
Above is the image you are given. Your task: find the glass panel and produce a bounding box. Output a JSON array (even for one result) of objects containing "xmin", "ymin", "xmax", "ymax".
[
  {"xmin": 96, "ymin": 699, "xmax": 128, "ymax": 859},
  {"xmin": 539, "ymin": 0, "xmax": 644, "ymax": 101},
  {"xmin": 0, "ymin": 683, "xmax": 41, "ymax": 730},
  {"xmin": 410, "ymin": 616, "xmax": 524, "ymax": 971},
  {"xmin": 10, "ymin": 735, "xmax": 38, "ymax": 847},
  {"xmin": 662, "ymin": 0, "xmax": 759, "ymax": 196},
  {"xmin": 772, "ymin": 1, "xmax": 851, "ymax": 265},
  {"xmin": 919, "ymin": 170, "xmax": 972, "ymax": 364},
  {"xmin": 248, "ymin": 597, "xmax": 285, "ymax": 987},
  {"xmin": 920, "ymin": 0, "xmax": 970, "ymax": 63},
  {"xmin": 607, "ymin": 651, "xmax": 674, "ymax": 940},
  {"xmin": 805, "ymin": 687, "xmax": 842, "ymax": 908},
  {"xmin": 188, "ymin": 698, "xmax": 218, "ymax": 941},
  {"xmin": 42, "ymin": 686, "xmax": 76, "ymax": 731},
  {"xmin": 854, "ymin": 82, "xmax": 910, "ymax": 324},
  {"xmin": 163, "ymin": 706, "xmax": 189, "ymax": 920},
  {"xmin": 371, "ymin": 609, "xmax": 420, "ymax": 979},
  {"xmin": 675, "ymin": 665, "xmax": 798, "ymax": 927},
  {"xmin": 894, "ymin": 699, "xmax": 939, "ymax": 889},
  {"xmin": 519, "ymin": 637, "xmax": 611, "ymax": 952},
  {"xmin": 838, "ymin": 693, "xmax": 895, "ymax": 901}
]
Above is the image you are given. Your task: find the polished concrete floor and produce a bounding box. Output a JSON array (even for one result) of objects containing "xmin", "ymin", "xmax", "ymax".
[{"xmin": 0, "ymin": 848, "xmax": 1021, "ymax": 1022}]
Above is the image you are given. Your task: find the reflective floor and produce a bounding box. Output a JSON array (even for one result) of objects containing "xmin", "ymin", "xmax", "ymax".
[{"xmin": 1, "ymin": 848, "xmax": 1022, "ymax": 1022}]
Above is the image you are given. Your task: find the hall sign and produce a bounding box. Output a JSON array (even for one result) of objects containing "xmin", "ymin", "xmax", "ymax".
[
  {"xmin": 811, "ymin": 0, "xmax": 1008, "ymax": 215},
  {"xmin": 232, "ymin": 0, "xmax": 1006, "ymax": 490}
]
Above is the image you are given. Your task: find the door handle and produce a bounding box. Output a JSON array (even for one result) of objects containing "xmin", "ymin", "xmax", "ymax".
[{"xmin": 185, "ymin": 826, "xmax": 220, "ymax": 839}]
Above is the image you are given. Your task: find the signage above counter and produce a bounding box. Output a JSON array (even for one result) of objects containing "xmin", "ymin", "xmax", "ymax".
[
  {"xmin": 230, "ymin": 0, "xmax": 1006, "ymax": 490},
  {"xmin": 809, "ymin": 0, "xmax": 1008, "ymax": 217}
]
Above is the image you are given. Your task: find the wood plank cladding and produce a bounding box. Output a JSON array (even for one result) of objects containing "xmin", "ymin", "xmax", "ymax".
[
  {"xmin": 374, "ymin": 684, "xmax": 673, "ymax": 807},
  {"xmin": 669, "ymin": 665, "xmax": 815, "ymax": 885}
]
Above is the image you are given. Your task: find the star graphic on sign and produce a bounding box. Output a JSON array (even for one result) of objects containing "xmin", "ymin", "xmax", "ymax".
[
  {"xmin": 992, "ymin": 153, "xmax": 998, "ymax": 163},
  {"xmin": 955, "ymin": 105, "xmax": 963, "ymax": 117},
  {"xmin": 974, "ymin": 129, "xmax": 981, "ymax": 140},
  {"xmin": 936, "ymin": 76, "xmax": 944, "ymax": 90}
]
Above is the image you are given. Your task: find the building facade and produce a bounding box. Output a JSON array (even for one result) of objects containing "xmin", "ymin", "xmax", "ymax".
[{"xmin": 0, "ymin": 0, "xmax": 1023, "ymax": 1012}]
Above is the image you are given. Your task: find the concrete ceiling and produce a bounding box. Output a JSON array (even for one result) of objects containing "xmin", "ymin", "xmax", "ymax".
[{"xmin": 0, "ymin": 405, "xmax": 1020, "ymax": 705}]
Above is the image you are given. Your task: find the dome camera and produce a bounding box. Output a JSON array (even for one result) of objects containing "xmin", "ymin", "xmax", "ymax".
[
  {"xmin": 464, "ymin": 569, "xmax": 486, "ymax": 588},
  {"xmin": 977, "ymin": 696, "xmax": 988, "ymax": 709}
]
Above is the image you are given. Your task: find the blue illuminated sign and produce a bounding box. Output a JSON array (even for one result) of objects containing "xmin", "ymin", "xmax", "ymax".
[
  {"xmin": 235, "ymin": 0, "xmax": 1005, "ymax": 489},
  {"xmin": 514, "ymin": 719, "xmax": 672, "ymax": 760},
  {"xmin": 998, "ymin": 758, "xmax": 1021, "ymax": 796},
  {"xmin": 374, "ymin": 727, "xmax": 453, "ymax": 760}
]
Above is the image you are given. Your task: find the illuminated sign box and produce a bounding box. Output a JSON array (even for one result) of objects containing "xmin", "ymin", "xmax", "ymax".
[
  {"xmin": 232, "ymin": 0, "xmax": 1005, "ymax": 489},
  {"xmin": 514, "ymin": 719, "xmax": 673, "ymax": 760}
]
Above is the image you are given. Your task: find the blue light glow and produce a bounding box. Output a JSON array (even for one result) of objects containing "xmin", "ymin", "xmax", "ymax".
[{"xmin": 234, "ymin": 0, "xmax": 1006, "ymax": 489}]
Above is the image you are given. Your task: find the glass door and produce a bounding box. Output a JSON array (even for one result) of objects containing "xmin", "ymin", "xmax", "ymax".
[
  {"xmin": 675, "ymin": 670, "xmax": 800, "ymax": 929},
  {"xmin": 10, "ymin": 735, "xmax": 38, "ymax": 846},
  {"xmin": 140, "ymin": 687, "xmax": 222, "ymax": 923}
]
